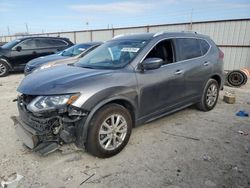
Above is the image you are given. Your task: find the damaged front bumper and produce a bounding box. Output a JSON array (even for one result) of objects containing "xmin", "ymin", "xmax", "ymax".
[{"xmin": 13, "ymin": 95, "xmax": 87, "ymax": 155}]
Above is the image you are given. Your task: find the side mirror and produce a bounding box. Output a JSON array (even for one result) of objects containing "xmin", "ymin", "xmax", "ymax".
[
  {"xmin": 15, "ymin": 46, "xmax": 22, "ymax": 52},
  {"xmin": 140, "ymin": 58, "xmax": 163, "ymax": 71}
]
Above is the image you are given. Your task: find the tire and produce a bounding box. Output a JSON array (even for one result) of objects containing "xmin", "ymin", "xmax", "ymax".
[
  {"xmin": 0, "ymin": 60, "xmax": 10, "ymax": 77},
  {"xmin": 86, "ymin": 103, "xmax": 132, "ymax": 158},
  {"xmin": 196, "ymin": 79, "xmax": 219, "ymax": 111},
  {"xmin": 226, "ymin": 70, "xmax": 247, "ymax": 87}
]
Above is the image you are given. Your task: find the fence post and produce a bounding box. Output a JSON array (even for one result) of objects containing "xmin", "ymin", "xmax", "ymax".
[
  {"xmin": 74, "ymin": 32, "xmax": 76, "ymax": 43},
  {"xmin": 90, "ymin": 30, "xmax": 93, "ymax": 42}
]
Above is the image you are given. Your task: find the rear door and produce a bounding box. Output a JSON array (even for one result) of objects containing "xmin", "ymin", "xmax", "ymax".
[
  {"xmin": 34, "ymin": 38, "xmax": 68, "ymax": 57},
  {"xmin": 175, "ymin": 38, "xmax": 213, "ymax": 99}
]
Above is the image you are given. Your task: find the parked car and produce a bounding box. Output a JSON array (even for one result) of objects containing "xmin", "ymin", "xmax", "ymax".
[
  {"xmin": 24, "ymin": 42, "xmax": 103, "ymax": 75},
  {"xmin": 0, "ymin": 36, "xmax": 73, "ymax": 77},
  {"xmin": 14, "ymin": 32, "xmax": 224, "ymax": 158}
]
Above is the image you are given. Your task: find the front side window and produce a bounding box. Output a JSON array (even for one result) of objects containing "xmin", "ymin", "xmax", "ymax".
[
  {"xmin": 75, "ymin": 40, "xmax": 148, "ymax": 69},
  {"xmin": 145, "ymin": 39, "xmax": 174, "ymax": 65},
  {"xmin": 19, "ymin": 39, "xmax": 37, "ymax": 50},
  {"xmin": 176, "ymin": 38, "xmax": 202, "ymax": 61}
]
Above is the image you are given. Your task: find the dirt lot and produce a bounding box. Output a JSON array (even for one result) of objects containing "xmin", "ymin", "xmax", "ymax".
[{"xmin": 0, "ymin": 73, "xmax": 250, "ymax": 188}]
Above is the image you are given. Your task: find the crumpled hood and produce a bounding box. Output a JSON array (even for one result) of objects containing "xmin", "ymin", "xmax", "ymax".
[
  {"xmin": 17, "ymin": 65, "xmax": 113, "ymax": 95},
  {"xmin": 27, "ymin": 54, "xmax": 68, "ymax": 67}
]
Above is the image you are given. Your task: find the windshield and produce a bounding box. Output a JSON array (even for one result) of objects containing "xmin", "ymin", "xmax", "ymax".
[
  {"xmin": 1, "ymin": 39, "xmax": 20, "ymax": 49},
  {"xmin": 75, "ymin": 40, "xmax": 148, "ymax": 69},
  {"xmin": 61, "ymin": 44, "xmax": 91, "ymax": 57}
]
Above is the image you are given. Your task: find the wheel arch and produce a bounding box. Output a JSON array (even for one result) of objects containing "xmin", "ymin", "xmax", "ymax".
[
  {"xmin": 76, "ymin": 96, "xmax": 137, "ymax": 147},
  {"xmin": 210, "ymin": 74, "xmax": 223, "ymax": 89},
  {"xmin": 0, "ymin": 57, "xmax": 13, "ymax": 69}
]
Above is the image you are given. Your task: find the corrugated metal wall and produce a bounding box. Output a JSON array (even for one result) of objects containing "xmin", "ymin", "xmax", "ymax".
[{"xmin": 1, "ymin": 19, "xmax": 249, "ymax": 70}]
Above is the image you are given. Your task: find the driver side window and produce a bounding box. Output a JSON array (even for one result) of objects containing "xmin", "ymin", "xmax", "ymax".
[
  {"xmin": 145, "ymin": 39, "xmax": 175, "ymax": 65},
  {"xmin": 19, "ymin": 39, "xmax": 37, "ymax": 50}
]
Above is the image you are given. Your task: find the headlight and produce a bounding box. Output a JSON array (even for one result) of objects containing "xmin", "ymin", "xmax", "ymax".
[{"xmin": 27, "ymin": 94, "xmax": 79, "ymax": 113}]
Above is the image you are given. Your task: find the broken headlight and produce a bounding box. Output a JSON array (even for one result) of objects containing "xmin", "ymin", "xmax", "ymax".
[{"xmin": 27, "ymin": 94, "xmax": 79, "ymax": 113}]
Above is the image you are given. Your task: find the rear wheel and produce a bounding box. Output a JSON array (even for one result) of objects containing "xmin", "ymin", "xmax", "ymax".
[
  {"xmin": 196, "ymin": 79, "xmax": 219, "ymax": 111},
  {"xmin": 86, "ymin": 104, "xmax": 132, "ymax": 158},
  {"xmin": 0, "ymin": 60, "xmax": 10, "ymax": 77}
]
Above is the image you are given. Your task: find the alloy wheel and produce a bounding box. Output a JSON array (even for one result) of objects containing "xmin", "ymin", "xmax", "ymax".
[
  {"xmin": 206, "ymin": 83, "xmax": 218, "ymax": 107},
  {"xmin": 98, "ymin": 114, "xmax": 128, "ymax": 151}
]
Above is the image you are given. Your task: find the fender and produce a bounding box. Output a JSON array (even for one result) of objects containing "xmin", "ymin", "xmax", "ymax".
[{"xmin": 76, "ymin": 95, "xmax": 137, "ymax": 147}]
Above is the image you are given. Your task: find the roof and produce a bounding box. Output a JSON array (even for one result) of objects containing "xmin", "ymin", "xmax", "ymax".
[
  {"xmin": 77, "ymin": 41, "xmax": 103, "ymax": 46},
  {"xmin": 16, "ymin": 36, "xmax": 70, "ymax": 41},
  {"xmin": 112, "ymin": 31, "xmax": 208, "ymax": 41}
]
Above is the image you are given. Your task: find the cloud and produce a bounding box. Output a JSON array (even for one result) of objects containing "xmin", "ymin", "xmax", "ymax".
[
  {"xmin": 0, "ymin": 3, "xmax": 11, "ymax": 12},
  {"xmin": 69, "ymin": 1, "xmax": 154, "ymax": 15}
]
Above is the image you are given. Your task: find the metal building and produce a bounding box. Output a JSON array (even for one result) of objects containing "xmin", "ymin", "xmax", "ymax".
[{"xmin": 1, "ymin": 18, "xmax": 249, "ymax": 70}]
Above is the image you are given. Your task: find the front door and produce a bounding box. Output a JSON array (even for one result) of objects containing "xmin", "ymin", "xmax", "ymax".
[
  {"xmin": 10, "ymin": 39, "xmax": 38, "ymax": 70},
  {"xmin": 136, "ymin": 39, "xmax": 186, "ymax": 118}
]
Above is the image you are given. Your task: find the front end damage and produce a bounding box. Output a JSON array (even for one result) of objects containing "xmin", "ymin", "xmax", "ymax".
[{"xmin": 13, "ymin": 94, "xmax": 87, "ymax": 155}]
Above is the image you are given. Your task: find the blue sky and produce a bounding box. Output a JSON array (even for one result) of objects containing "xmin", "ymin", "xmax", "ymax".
[{"xmin": 0, "ymin": 0, "xmax": 249, "ymax": 36}]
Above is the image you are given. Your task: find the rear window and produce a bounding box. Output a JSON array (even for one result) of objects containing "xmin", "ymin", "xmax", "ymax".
[
  {"xmin": 36, "ymin": 38, "xmax": 67, "ymax": 48},
  {"xmin": 176, "ymin": 38, "xmax": 202, "ymax": 61},
  {"xmin": 199, "ymin": 39, "xmax": 210, "ymax": 55}
]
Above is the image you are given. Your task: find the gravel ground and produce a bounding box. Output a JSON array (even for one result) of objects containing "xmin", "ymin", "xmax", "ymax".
[{"xmin": 0, "ymin": 73, "xmax": 250, "ymax": 188}]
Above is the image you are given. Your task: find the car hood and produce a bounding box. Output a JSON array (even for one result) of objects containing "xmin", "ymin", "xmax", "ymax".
[
  {"xmin": 17, "ymin": 65, "xmax": 114, "ymax": 95},
  {"xmin": 27, "ymin": 54, "xmax": 68, "ymax": 67}
]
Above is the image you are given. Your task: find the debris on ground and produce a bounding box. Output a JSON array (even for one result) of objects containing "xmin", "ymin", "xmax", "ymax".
[
  {"xmin": 236, "ymin": 110, "xmax": 249, "ymax": 117},
  {"xmin": 232, "ymin": 166, "xmax": 243, "ymax": 173},
  {"xmin": 80, "ymin": 173, "xmax": 95, "ymax": 185},
  {"xmin": 244, "ymin": 145, "xmax": 250, "ymax": 153},
  {"xmin": 162, "ymin": 131, "xmax": 200, "ymax": 141},
  {"xmin": 238, "ymin": 130, "xmax": 249, "ymax": 136},
  {"xmin": 202, "ymin": 154, "xmax": 212, "ymax": 161},
  {"xmin": 223, "ymin": 91, "xmax": 236, "ymax": 104},
  {"xmin": 0, "ymin": 173, "xmax": 23, "ymax": 188},
  {"xmin": 59, "ymin": 144, "xmax": 84, "ymax": 155},
  {"xmin": 63, "ymin": 175, "xmax": 73, "ymax": 182}
]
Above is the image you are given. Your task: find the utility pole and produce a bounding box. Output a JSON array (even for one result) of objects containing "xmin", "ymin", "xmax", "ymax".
[
  {"xmin": 25, "ymin": 23, "xmax": 29, "ymax": 34},
  {"xmin": 7, "ymin": 26, "xmax": 10, "ymax": 35},
  {"xmin": 190, "ymin": 8, "xmax": 193, "ymax": 30}
]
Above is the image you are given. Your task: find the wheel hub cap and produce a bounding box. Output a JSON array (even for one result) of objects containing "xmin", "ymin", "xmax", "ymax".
[
  {"xmin": 98, "ymin": 114, "xmax": 127, "ymax": 151},
  {"xmin": 206, "ymin": 84, "xmax": 218, "ymax": 107},
  {"xmin": 0, "ymin": 63, "xmax": 6, "ymax": 75}
]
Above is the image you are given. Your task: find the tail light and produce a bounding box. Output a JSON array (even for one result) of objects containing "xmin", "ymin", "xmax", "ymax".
[{"xmin": 219, "ymin": 49, "xmax": 224, "ymax": 59}]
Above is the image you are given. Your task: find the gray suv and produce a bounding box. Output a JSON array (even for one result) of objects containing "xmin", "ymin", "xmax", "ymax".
[{"xmin": 14, "ymin": 32, "xmax": 224, "ymax": 158}]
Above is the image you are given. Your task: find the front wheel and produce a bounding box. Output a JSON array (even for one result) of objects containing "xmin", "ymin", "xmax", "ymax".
[
  {"xmin": 86, "ymin": 104, "xmax": 132, "ymax": 158},
  {"xmin": 196, "ymin": 79, "xmax": 219, "ymax": 111},
  {"xmin": 0, "ymin": 60, "xmax": 10, "ymax": 77}
]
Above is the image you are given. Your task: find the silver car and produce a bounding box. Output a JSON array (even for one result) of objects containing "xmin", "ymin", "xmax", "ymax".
[{"xmin": 14, "ymin": 32, "xmax": 224, "ymax": 158}]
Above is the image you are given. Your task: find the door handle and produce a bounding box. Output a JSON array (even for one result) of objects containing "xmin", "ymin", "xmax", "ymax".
[
  {"xmin": 204, "ymin": 61, "xmax": 210, "ymax": 66},
  {"xmin": 174, "ymin": 70, "xmax": 183, "ymax": 75}
]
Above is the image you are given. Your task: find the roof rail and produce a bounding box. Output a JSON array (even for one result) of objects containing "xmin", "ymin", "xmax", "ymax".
[
  {"xmin": 153, "ymin": 31, "xmax": 164, "ymax": 37},
  {"xmin": 181, "ymin": 30, "xmax": 198, "ymax": 34},
  {"xmin": 112, "ymin": 32, "xmax": 147, "ymax": 39}
]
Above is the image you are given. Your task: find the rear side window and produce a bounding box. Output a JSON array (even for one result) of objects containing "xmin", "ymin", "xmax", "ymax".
[
  {"xmin": 36, "ymin": 38, "xmax": 67, "ymax": 48},
  {"xmin": 176, "ymin": 38, "xmax": 202, "ymax": 61},
  {"xmin": 199, "ymin": 39, "xmax": 210, "ymax": 55}
]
